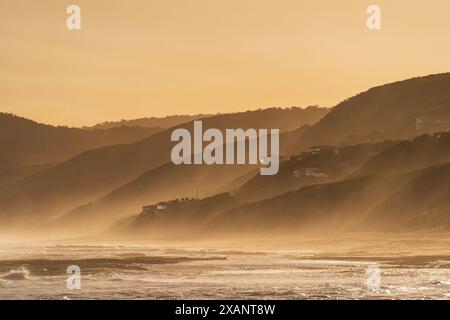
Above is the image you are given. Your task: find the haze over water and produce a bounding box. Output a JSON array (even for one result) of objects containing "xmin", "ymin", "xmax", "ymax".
[{"xmin": 1, "ymin": 234, "xmax": 450, "ymax": 300}]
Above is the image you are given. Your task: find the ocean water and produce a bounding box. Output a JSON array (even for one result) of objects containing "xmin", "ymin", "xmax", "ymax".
[{"xmin": 0, "ymin": 235, "xmax": 450, "ymax": 300}]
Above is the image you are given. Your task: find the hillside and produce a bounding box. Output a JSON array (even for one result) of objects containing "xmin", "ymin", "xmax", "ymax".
[
  {"xmin": 206, "ymin": 175, "xmax": 396, "ymax": 234},
  {"xmin": 2, "ymin": 73, "xmax": 450, "ymax": 235},
  {"xmin": 86, "ymin": 107, "xmax": 328, "ymax": 132},
  {"xmin": 367, "ymin": 163, "xmax": 450, "ymax": 230},
  {"xmin": 207, "ymin": 162, "xmax": 450, "ymax": 234},
  {"xmin": 235, "ymin": 140, "xmax": 395, "ymax": 202},
  {"xmin": 0, "ymin": 163, "xmax": 56, "ymax": 187},
  {"xmin": 49, "ymin": 163, "xmax": 252, "ymax": 235},
  {"xmin": 0, "ymin": 113, "xmax": 162, "ymax": 171},
  {"xmin": 287, "ymin": 73, "xmax": 450, "ymax": 153},
  {"xmin": 86, "ymin": 114, "xmax": 212, "ymax": 130},
  {"xmin": 353, "ymin": 132, "xmax": 450, "ymax": 176},
  {"xmin": 118, "ymin": 193, "xmax": 239, "ymax": 237},
  {"xmin": 237, "ymin": 130, "xmax": 450, "ymax": 205},
  {"xmin": 0, "ymin": 107, "xmax": 322, "ymax": 228}
]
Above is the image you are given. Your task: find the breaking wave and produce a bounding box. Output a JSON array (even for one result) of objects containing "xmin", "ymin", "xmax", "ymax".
[{"xmin": 1, "ymin": 267, "xmax": 30, "ymax": 281}]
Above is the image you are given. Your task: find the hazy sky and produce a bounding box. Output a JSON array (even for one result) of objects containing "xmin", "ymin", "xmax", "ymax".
[{"xmin": 1, "ymin": 0, "xmax": 449, "ymax": 127}]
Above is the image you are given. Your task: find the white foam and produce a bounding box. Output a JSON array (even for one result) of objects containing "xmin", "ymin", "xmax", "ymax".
[{"xmin": 1, "ymin": 267, "xmax": 30, "ymax": 281}]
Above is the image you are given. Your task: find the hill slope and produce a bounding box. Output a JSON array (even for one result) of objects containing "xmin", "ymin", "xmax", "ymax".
[
  {"xmin": 50, "ymin": 163, "xmax": 252, "ymax": 235},
  {"xmin": 0, "ymin": 113, "xmax": 162, "ymax": 171},
  {"xmin": 86, "ymin": 114, "xmax": 212, "ymax": 130},
  {"xmin": 207, "ymin": 162, "xmax": 450, "ymax": 234},
  {"xmin": 0, "ymin": 107, "xmax": 322, "ymax": 228},
  {"xmin": 287, "ymin": 73, "xmax": 450, "ymax": 153},
  {"xmin": 235, "ymin": 140, "xmax": 395, "ymax": 202},
  {"xmin": 354, "ymin": 132, "xmax": 450, "ymax": 176},
  {"xmin": 86, "ymin": 107, "xmax": 328, "ymax": 132}
]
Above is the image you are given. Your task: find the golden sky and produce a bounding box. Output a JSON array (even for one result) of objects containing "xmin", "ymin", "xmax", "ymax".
[{"xmin": 1, "ymin": 0, "xmax": 449, "ymax": 127}]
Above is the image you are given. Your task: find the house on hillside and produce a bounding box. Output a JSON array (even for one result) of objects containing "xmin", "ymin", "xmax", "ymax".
[
  {"xmin": 140, "ymin": 198, "xmax": 194, "ymax": 217},
  {"xmin": 293, "ymin": 168, "xmax": 329, "ymax": 179},
  {"xmin": 309, "ymin": 145, "xmax": 339, "ymax": 155},
  {"xmin": 416, "ymin": 117, "xmax": 449, "ymax": 132}
]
